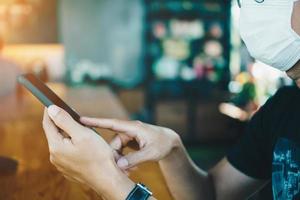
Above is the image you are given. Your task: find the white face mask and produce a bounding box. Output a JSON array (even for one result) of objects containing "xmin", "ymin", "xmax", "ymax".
[{"xmin": 240, "ymin": 0, "xmax": 300, "ymax": 71}]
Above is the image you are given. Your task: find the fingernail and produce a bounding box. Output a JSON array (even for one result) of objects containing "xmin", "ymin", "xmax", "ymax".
[
  {"xmin": 48, "ymin": 105, "xmax": 60, "ymax": 118},
  {"xmin": 117, "ymin": 157, "xmax": 129, "ymax": 169}
]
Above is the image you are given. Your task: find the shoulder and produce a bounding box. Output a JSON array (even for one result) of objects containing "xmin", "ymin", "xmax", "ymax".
[
  {"xmin": 275, "ymin": 85, "xmax": 298, "ymax": 96},
  {"xmin": 253, "ymin": 86, "xmax": 298, "ymax": 128},
  {"xmin": 263, "ymin": 86, "xmax": 298, "ymax": 109}
]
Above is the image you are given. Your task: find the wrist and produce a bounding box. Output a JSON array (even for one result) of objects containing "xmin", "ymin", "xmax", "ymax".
[
  {"xmin": 92, "ymin": 161, "xmax": 135, "ymax": 200},
  {"xmin": 168, "ymin": 130, "xmax": 183, "ymax": 155},
  {"xmin": 171, "ymin": 131, "xmax": 182, "ymax": 150},
  {"xmin": 160, "ymin": 134, "xmax": 185, "ymax": 164},
  {"xmin": 165, "ymin": 128, "xmax": 182, "ymax": 151}
]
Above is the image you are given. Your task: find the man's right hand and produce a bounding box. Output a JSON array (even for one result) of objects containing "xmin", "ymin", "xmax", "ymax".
[{"xmin": 80, "ymin": 117, "xmax": 181, "ymax": 170}]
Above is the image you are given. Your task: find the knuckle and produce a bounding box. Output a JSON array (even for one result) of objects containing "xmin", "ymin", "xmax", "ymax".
[
  {"xmin": 162, "ymin": 127, "xmax": 173, "ymax": 133},
  {"xmin": 134, "ymin": 120, "xmax": 142, "ymax": 125},
  {"xmin": 134, "ymin": 120, "xmax": 143, "ymax": 128},
  {"xmin": 163, "ymin": 127, "xmax": 177, "ymax": 137}
]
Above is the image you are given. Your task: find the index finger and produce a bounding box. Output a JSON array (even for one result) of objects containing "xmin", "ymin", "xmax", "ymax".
[{"xmin": 80, "ymin": 117, "xmax": 138, "ymax": 137}]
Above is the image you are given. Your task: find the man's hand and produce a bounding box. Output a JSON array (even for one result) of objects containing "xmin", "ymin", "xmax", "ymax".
[
  {"xmin": 80, "ymin": 117, "xmax": 181, "ymax": 170},
  {"xmin": 42, "ymin": 105, "xmax": 135, "ymax": 200}
]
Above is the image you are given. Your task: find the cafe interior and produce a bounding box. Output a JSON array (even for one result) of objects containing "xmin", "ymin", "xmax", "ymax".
[{"xmin": 0, "ymin": 0, "xmax": 293, "ymax": 199}]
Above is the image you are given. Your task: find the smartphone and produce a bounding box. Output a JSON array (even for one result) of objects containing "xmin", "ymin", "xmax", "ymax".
[{"xmin": 17, "ymin": 73, "xmax": 81, "ymax": 123}]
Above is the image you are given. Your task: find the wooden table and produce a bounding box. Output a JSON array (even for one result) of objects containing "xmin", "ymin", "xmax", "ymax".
[{"xmin": 0, "ymin": 83, "xmax": 173, "ymax": 200}]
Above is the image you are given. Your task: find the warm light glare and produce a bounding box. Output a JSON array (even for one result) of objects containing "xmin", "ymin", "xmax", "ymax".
[
  {"xmin": 10, "ymin": 4, "xmax": 32, "ymax": 15},
  {"xmin": 0, "ymin": 3, "xmax": 33, "ymax": 34},
  {"xmin": 219, "ymin": 103, "xmax": 248, "ymax": 121},
  {"xmin": 2, "ymin": 44, "xmax": 65, "ymax": 81}
]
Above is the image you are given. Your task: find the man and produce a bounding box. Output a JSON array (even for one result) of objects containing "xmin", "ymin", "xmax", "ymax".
[{"xmin": 42, "ymin": 0, "xmax": 300, "ymax": 199}]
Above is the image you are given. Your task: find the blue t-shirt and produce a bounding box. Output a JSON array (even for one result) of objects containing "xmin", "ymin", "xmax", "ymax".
[{"xmin": 228, "ymin": 86, "xmax": 300, "ymax": 200}]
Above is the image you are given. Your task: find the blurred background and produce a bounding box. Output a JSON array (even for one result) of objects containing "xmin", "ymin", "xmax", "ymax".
[{"xmin": 0, "ymin": 0, "xmax": 293, "ymax": 198}]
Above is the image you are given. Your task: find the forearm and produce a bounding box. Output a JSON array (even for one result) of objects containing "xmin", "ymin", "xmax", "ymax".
[{"xmin": 159, "ymin": 140, "xmax": 215, "ymax": 200}]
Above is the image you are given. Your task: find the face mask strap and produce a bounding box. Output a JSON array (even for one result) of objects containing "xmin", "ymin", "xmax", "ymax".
[
  {"xmin": 237, "ymin": 0, "xmax": 265, "ymax": 8},
  {"xmin": 237, "ymin": 0, "xmax": 241, "ymax": 8}
]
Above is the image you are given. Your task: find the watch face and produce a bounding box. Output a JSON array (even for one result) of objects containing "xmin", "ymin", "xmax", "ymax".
[{"xmin": 137, "ymin": 183, "xmax": 153, "ymax": 195}]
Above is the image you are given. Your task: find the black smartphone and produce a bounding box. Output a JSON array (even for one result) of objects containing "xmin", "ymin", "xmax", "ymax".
[{"xmin": 17, "ymin": 73, "xmax": 81, "ymax": 123}]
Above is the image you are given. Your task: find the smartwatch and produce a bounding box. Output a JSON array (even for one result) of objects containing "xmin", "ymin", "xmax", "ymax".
[{"xmin": 126, "ymin": 183, "xmax": 153, "ymax": 200}]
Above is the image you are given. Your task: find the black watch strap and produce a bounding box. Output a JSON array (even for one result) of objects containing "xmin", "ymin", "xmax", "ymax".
[{"xmin": 126, "ymin": 183, "xmax": 152, "ymax": 200}]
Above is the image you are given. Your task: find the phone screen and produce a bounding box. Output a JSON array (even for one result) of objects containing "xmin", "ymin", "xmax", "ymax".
[{"xmin": 18, "ymin": 73, "xmax": 81, "ymax": 123}]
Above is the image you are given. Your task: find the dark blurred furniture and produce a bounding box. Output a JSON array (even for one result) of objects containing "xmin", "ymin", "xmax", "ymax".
[
  {"xmin": 0, "ymin": 83, "xmax": 172, "ymax": 200},
  {"xmin": 143, "ymin": 0, "xmax": 232, "ymax": 141}
]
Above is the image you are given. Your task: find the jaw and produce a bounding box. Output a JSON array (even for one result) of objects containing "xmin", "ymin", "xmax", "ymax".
[
  {"xmin": 289, "ymin": 1, "xmax": 300, "ymax": 88},
  {"xmin": 292, "ymin": 1, "xmax": 300, "ymax": 36},
  {"xmin": 286, "ymin": 60, "xmax": 300, "ymax": 88},
  {"xmin": 286, "ymin": 60, "xmax": 300, "ymax": 80},
  {"xmin": 292, "ymin": 61, "xmax": 300, "ymax": 88},
  {"xmin": 296, "ymin": 79, "xmax": 300, "ymax": 88}
]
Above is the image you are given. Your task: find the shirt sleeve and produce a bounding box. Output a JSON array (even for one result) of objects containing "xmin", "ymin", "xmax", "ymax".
[{"xmin": 227, "ymin": 87, "xmax": 290, "ymax": 180}]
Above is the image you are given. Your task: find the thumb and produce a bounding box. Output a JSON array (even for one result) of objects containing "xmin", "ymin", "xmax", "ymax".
[
  {"xmin": 47, "ymin": 105, "xmax": 83, "ymax": 139},
  {"xmin": 117, "ymin": 149, "xmax": 149, "ymax": 170}
]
